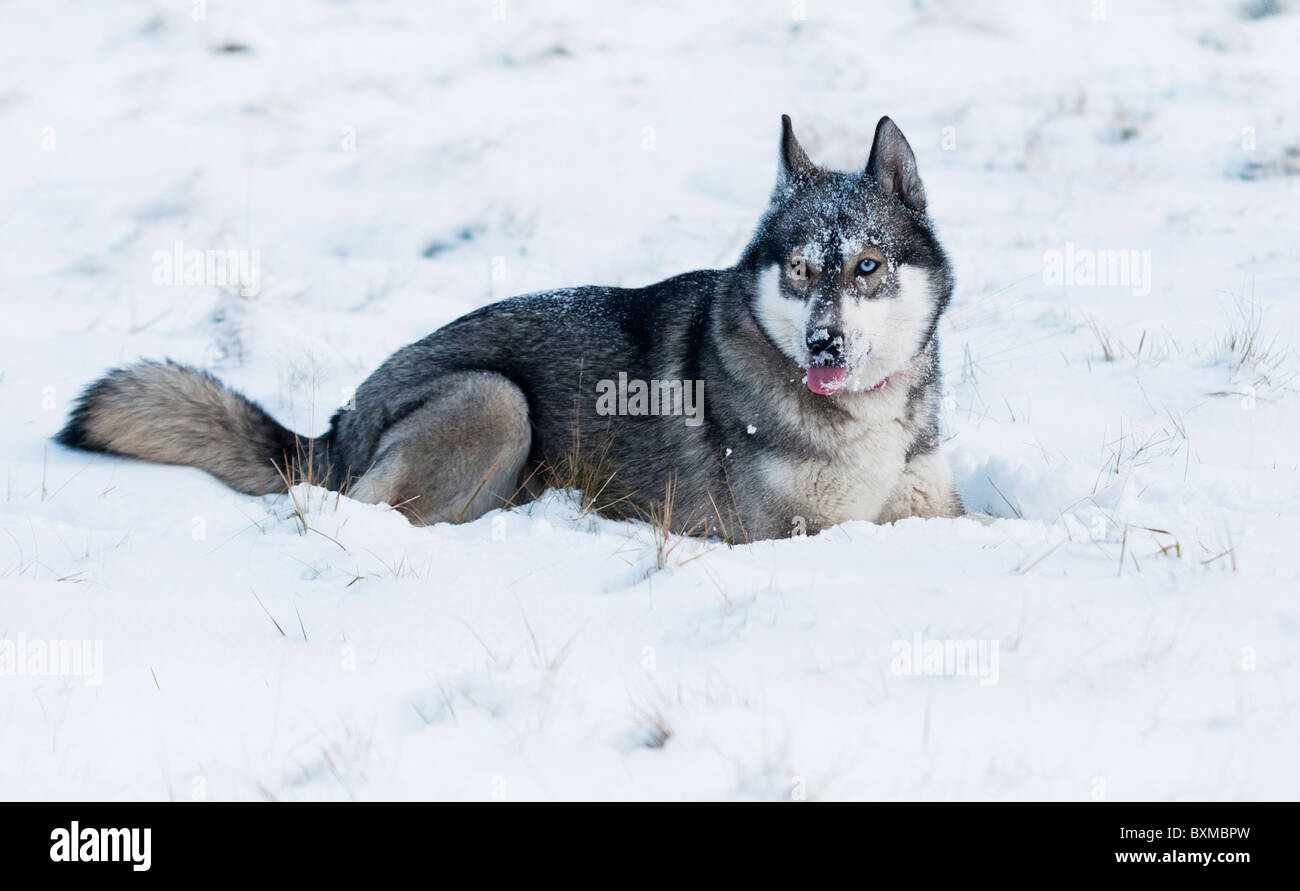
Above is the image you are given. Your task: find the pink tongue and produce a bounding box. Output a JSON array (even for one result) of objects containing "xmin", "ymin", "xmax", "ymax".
[{"xmin": 806, "ymin": 365, "xmax": 848, "ymax": 395}]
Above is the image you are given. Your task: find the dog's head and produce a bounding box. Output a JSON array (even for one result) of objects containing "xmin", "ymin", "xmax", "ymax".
[{"xmin": 742, "ymin": 115, "xmax": 953, "ymax": 395}]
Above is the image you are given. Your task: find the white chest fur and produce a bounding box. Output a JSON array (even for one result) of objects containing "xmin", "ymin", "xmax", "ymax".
[{"xmin": 759, "ymin": 373, "xmax": 917, "ymax": 528}]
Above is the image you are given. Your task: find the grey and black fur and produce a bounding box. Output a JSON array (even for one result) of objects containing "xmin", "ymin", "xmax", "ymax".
[{"xmin": 58, "ymin": 115, "xmax": 962, "ymax": 541}]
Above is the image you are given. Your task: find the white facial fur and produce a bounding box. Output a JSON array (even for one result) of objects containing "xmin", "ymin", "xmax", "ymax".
[
  {"xmin": 753, "ymin": 262, "xmax": 936, "ymax": 391},
  {"xmin": 753, "ymin": 264, "xmax": 809, "ymax": 365}
]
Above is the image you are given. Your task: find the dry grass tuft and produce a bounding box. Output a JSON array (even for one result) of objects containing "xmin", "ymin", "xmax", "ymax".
[{"xmin": 1218, "ymin": 292, "xmax": 1281, "ymax": 376}]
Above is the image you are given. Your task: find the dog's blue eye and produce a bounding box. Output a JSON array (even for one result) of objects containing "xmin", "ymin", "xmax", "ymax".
[{"xmin": 857, "ymin": 258, "xmax": 879, "ymax": 276}]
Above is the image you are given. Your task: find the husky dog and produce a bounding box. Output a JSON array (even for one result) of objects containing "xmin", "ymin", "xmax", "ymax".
[{"xmin": 58, "ymin": 115, "xmax": 962, "ymax": 541}]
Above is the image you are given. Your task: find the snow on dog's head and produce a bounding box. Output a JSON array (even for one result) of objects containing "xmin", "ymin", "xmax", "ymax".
[{"xmin": 746, "ymin": 115, "xmax": 954, "ymax": 395}]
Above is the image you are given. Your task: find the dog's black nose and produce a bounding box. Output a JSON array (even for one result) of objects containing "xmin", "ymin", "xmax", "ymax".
[{"xmin": 806, "ymin": 326, "xmax": 845, "ymax": 363}]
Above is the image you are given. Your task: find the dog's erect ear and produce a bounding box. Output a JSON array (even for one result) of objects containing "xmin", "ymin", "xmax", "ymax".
[
  {"xmin": 777, "ymin": 114, "xmax": 816, "ymax": 187},
  {"xmin": 866, "ymin": 116, "xmax": 926, "ymax": 213}
]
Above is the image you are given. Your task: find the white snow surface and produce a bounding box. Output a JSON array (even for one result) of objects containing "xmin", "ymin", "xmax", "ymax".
[{"xmin": 3, "ymin": 0, "xmax": 1299, "ymax": 800}]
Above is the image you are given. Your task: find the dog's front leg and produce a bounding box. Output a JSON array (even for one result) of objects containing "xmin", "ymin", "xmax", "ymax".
[{"xmin": 876, "ymin": 448, "xmax": 963, "ymax": 523}]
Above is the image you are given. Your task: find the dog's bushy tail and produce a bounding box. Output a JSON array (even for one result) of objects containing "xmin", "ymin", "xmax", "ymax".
[{"xmin": 56, "ymin": 360, "xmax": 324, "ymax": 495}]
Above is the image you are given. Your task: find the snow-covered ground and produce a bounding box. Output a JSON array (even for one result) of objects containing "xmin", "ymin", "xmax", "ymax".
[{"xmin": 2, "ymin": 0, "xmax": 1298, "ymax": 800}]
